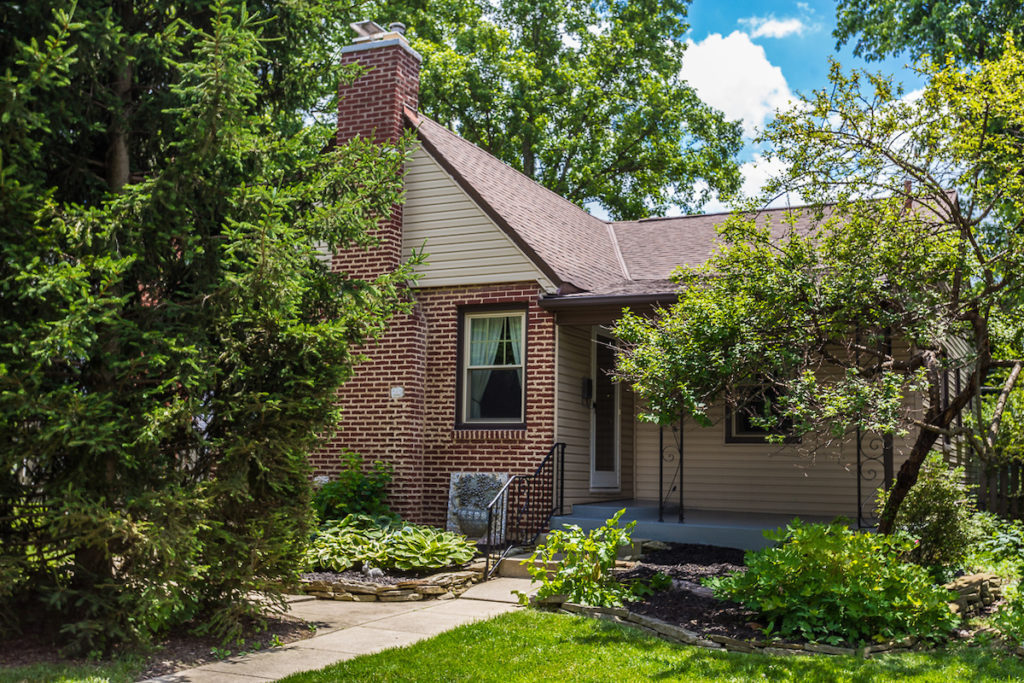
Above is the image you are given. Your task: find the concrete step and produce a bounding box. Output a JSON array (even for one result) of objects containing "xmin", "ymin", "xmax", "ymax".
[
  {"xmin": 534, "ymin": 533, "xmax": 645, "ymax": 561},
  {"xmin": 496, "ymin": 552, "xmax": 640, "ymax": 579},
  {"xmin": 497, "ymin": 553, "xmax": 558, "ymax": 579}
]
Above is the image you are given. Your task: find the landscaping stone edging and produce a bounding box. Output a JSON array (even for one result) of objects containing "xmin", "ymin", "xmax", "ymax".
[
  {"xmin": 531, "ymin": 571, "xmax": 1014, "ymax": 658},
  {"xmin": 299, "ymin": 569, "xmax": 484, "ymax": 602},
  {"xmin": 945, "ymin": 572, "xmax": 1005, "ymax": 617}
]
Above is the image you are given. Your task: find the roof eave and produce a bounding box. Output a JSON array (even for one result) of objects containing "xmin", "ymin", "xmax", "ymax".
[{"xmin": 538, "ymin": 292, "xmax": 678, "ymax": 310}]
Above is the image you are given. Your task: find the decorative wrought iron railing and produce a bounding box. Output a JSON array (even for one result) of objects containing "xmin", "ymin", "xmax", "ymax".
[
  {"xmin": 483, "ymin": 442, "xmax": 565, "ymax": 578},
  {"xmin": 658, "ymin": 419, "xmax": 684, "ymax": 523}
]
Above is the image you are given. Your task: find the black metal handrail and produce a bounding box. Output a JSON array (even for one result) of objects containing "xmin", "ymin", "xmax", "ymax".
[{"xmin": 483, "ymin": 442, "xmax": 565, "ymax": 578}]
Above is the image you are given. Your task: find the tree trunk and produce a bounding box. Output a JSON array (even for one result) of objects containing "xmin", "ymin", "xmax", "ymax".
[
  {"xmin": 106, "ymin": 63, "xmax": 132, "ymax": 193},
  {"xmin": 878, "ymin": 360, "xmax": 987, "ymax": 533},
  {"xmin": 877, "ymin": 417, "xmax": 942, "ymax": 533}
]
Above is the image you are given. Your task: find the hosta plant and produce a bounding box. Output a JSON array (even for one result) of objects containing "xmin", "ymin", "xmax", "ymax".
[
  {"xmin": 305, "ymin": 514, "xmax": 476, "ymax": 572},
  {"xmin": 706, "ymin": 520, "xmax": 958, "ymax": 645}
]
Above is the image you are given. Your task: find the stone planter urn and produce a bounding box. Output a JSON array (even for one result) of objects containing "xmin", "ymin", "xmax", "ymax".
[
  {"xmin": 447, "ymin": 472, "xmax": 508, "ymax": 539},
  {"xmin": 456, "ymin": 507, "xmax": 489, "ymax": 537}
]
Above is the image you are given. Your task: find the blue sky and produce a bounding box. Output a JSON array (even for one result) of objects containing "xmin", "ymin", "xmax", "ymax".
[{"xmin": 679, "ymin": 0, "xmax": 924, "ymax": 212}]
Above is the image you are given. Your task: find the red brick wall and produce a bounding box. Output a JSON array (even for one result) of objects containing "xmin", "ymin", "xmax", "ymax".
[
  {"xmin": 314, "ymin": 282, "xmax": 557, "ymax": 525},
  {"xmin": 316, "ymin": 35, "xmax": 556, "ymax": 525}
]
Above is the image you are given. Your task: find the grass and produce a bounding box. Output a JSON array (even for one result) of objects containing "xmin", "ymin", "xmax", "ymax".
[
  {"xmin": 280, "ymin": 610, "xmax": 1024, "ymax": 683},
  {"xmin": 0, "ymin": 658, "xmax": 142, "ymax": 683}
]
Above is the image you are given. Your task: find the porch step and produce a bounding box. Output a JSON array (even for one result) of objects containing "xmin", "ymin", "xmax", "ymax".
[
  {"xmin": 496, "ymin": 541, "xmax": 643, "ymax": 579},
  {"xmin": 534, "ymin": 533, "xmax": 645, "ymax": 561},
  {"xmin": 497, "ymin": 553, "xmax": 557, "ymax": 579},
  {"xmin": 549, "ymin": 503, "xmax": 835, "ymax": 550}
]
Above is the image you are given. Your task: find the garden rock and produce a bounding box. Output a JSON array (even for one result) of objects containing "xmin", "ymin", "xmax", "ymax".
[
  {"xmin": 944, "ymin": 573, "xmax": 1004, "ymax": 617},
  {"xmin": 299, "ymin": 567, "xmax": 482, "ymax": 602}
]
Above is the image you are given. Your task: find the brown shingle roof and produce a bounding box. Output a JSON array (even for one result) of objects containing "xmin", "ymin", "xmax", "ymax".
[
  {"xmin": 410, "ymin": 112, "xmax": 835, "ymax": 298},
  {"xmin": 611, "ymin": 207, "xmax": 827, "ymax": 281},
  {"xmin": 411, "ymin": 115, "xmax": 626, "ymax": 292}
]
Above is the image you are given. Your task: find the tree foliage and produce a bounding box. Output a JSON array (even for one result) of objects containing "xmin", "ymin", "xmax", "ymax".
[
  {"xmin": 834, "ymin": 0, "xmax": 1024, "ymax": 64},
  {"xmin": 0, "ymin": 0, "xmax": 415, "ymax": 653},
  {"xmin": 615, "ymin": 43, "xmax": 1024, "ymax": 533},
  {"xmin": 371, "ymin": 0, "xmax": 743, "ymax": 219}
]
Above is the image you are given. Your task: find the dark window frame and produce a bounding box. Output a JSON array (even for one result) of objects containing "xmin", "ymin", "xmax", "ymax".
[
  {"xmin": 724, "ymin": 387, "xmax": 799, "ymax": 444},
  {"xmin": 455, "ymin": 303, "xmax": 529, "ymax": 430}
]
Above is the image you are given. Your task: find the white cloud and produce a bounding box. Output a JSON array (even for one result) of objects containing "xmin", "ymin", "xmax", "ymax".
[
  {"xmin": 699, "ymin": 153, "xmax": 798, "ymax": 214},
  {"xmin": 902, "ymin": 87, "xmax": 926, "ymax": 103},
  {"xmin": 680, "ymin": 31, "xmax": 794, "ymax": 137},
  {"xmin": 738, "ymin": 15, "xmax": 808, "ymax": 39}
]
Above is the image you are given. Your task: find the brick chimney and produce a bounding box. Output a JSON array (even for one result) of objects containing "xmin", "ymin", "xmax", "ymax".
[
  {"xmin": 319, "ymin": 21, "xmax": 427, "ymax": 522},
  {"xmin": 333, "ymin": 20, "xmax": 421, "ymax": 281},
  {"xmin": 337, "ymin": 20, "xmax": 421, "ymax": 146}
]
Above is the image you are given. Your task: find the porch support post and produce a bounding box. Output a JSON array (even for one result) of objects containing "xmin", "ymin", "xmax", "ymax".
[
  {"xmin": 883, "ymin": 434, "xmax": 894, "ymax": 490},
  {"xmin": 658, "ymin": 426, "xmax": 664, "ymax": 523},
  {"xmin": 678, "ymin": 414, "xmax": 685, "ymax": 522},
  {"xmin": 856, "ymin": 426, "xmax": 864, "ymax": 529}
]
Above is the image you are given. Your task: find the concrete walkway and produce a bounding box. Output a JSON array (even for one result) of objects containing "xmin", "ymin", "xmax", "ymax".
[{"xmin": 144, "ymin": 578, "xmax": 534, "ymax": 682}]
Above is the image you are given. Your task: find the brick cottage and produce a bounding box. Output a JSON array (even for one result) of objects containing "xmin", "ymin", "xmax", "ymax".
[{"xmin": 311, "ymin": 21, "xmax": 913, "ymax": 545}]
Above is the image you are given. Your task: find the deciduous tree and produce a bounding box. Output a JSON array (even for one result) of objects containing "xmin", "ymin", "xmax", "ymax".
[
  {"xmin": 373, "ymin": 0, "xmax": 743, "ymax": 219},
  {"xmin": 835, "ymin": 0, "xmax": 1024, "ymax": 64},
  {"xmin": 614, "ymin": 46, "xmax": 1024, "ymax": 533}
]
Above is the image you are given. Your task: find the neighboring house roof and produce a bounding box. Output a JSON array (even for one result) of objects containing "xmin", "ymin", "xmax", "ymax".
[{"xmin": 407, "ymin": 111, "xmax": 827, "ymax": 301}]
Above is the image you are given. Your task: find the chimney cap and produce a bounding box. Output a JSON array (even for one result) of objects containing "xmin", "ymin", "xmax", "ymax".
[
  {"xmin": 350, "ymin": 20, "xmax": 386, "ymax": 38},
  {"xmin": 389, "ymin": 22, "xmax": 406, "ymax": 35}
]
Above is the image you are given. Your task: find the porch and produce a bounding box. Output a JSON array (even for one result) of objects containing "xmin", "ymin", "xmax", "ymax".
[
  {"xmin": 552, "ymin": 319, "xmax": 897, "ymax": 539},
  {"xmin": 550, "ymin": 500, "xmax": 836, "ymax": 550}
]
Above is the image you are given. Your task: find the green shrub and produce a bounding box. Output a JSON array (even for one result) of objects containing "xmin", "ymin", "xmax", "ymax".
[
  {"xmin": 879, "ymin": 451, "xmax": 976, "ymax": 577},
  {"xmin": 967, "ymin": 511, "xmax": 1024, "ymax": 576},
  {"xmin": 993, "ymin": 587, "xmax": 1024, "ymax": 646},
  {"xmin": 706, "ymin": 520, "xmax": 958, "ymax": 645},
  {"xmin": 305, "ymin": 514, "xmax": 476, "ymax": 572},
  {"xmin": 312, "ymin": 452, "xmax": 393, "ymax": 521},
  {"xmin": 521, "ymin": 509, "xmax": 641, "ymax": 608}
]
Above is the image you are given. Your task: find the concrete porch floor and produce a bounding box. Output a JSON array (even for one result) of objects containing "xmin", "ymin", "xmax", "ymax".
[{"xmin": 551, "ymin": 500, "xmax": 837, "ymax": 550}]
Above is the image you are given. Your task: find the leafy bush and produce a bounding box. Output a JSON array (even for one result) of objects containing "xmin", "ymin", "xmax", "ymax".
[
  {"xmin": 706, "ymin": 521, "xmax": 958, "ymax": 644},
  {"xmin": 306, "ymin": 514, "xmax": 476, "ymax": 572},
  {"xmin": 879, "ymin": 451, "xmax": 977, "ymax": 577},
  {"xmin": 521, "ymin": 509, "xmax": 641, "ymax": 608},
  {"xmin": 967, "ymin": 512, "xmax": 1024, "ymax": 576},
  {"xmin": 993, "ymin": 587, "xmax": 1024, "ymax": 646},
  {"xmin": 313, "ymin": 452, "xmax": 393, "ymax": 521}
]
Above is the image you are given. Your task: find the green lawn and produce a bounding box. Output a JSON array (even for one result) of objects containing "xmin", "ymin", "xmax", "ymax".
[
  {"xmin": 280, "ymin": 610, "xmax": 1024, "ymax": 683},
  {"xmin": 0, "ymin": 659, "xmax": 141, "ymax": 683}
]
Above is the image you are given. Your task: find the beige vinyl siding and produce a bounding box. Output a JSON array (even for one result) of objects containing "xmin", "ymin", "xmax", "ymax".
[
  {"xmin": 631, "ymin": 338, "xmax": 921, "ymax": 518},
  {"xmin": 620, "ymin": 384, "xmax": 635, "ymax": 499},
  {"xmin": 633, "ymin": 413, "xmax": 862, "ymax": 517},
  {"xmin": 402, "ymin": 146, "xmax": 555, "ymax": 292},
  {"xmin": 555, "ymin": 325, "xmax": 630, "ymax": 509}
]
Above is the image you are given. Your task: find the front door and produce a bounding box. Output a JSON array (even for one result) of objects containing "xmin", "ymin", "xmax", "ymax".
[{"xmin": 590, "ymin": 333, "xmax": 620, "ymax": 490}]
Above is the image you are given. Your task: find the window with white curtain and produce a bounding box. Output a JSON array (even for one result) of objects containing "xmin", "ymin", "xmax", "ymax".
[{"xmin": 461, "ymin": 310, "xmax": 526, "ymax": 424}]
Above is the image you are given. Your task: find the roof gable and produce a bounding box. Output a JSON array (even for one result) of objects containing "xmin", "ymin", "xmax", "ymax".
[
  {"xmin": 401, "ymin": 145, "xmax": 554, "ymax": 291},
  {"xmin": 410, "ymin": 114, "xmax": 626, "ymax": 292}
]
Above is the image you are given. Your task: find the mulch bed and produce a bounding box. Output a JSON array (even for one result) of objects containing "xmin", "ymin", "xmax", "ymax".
[
  {"xmin": 0, "ymin": 611, "xmax": 315, "ymax": 679},
  {"xmin": 617, "ymin": 542, "xmax": 767, "ymax": 642}
]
